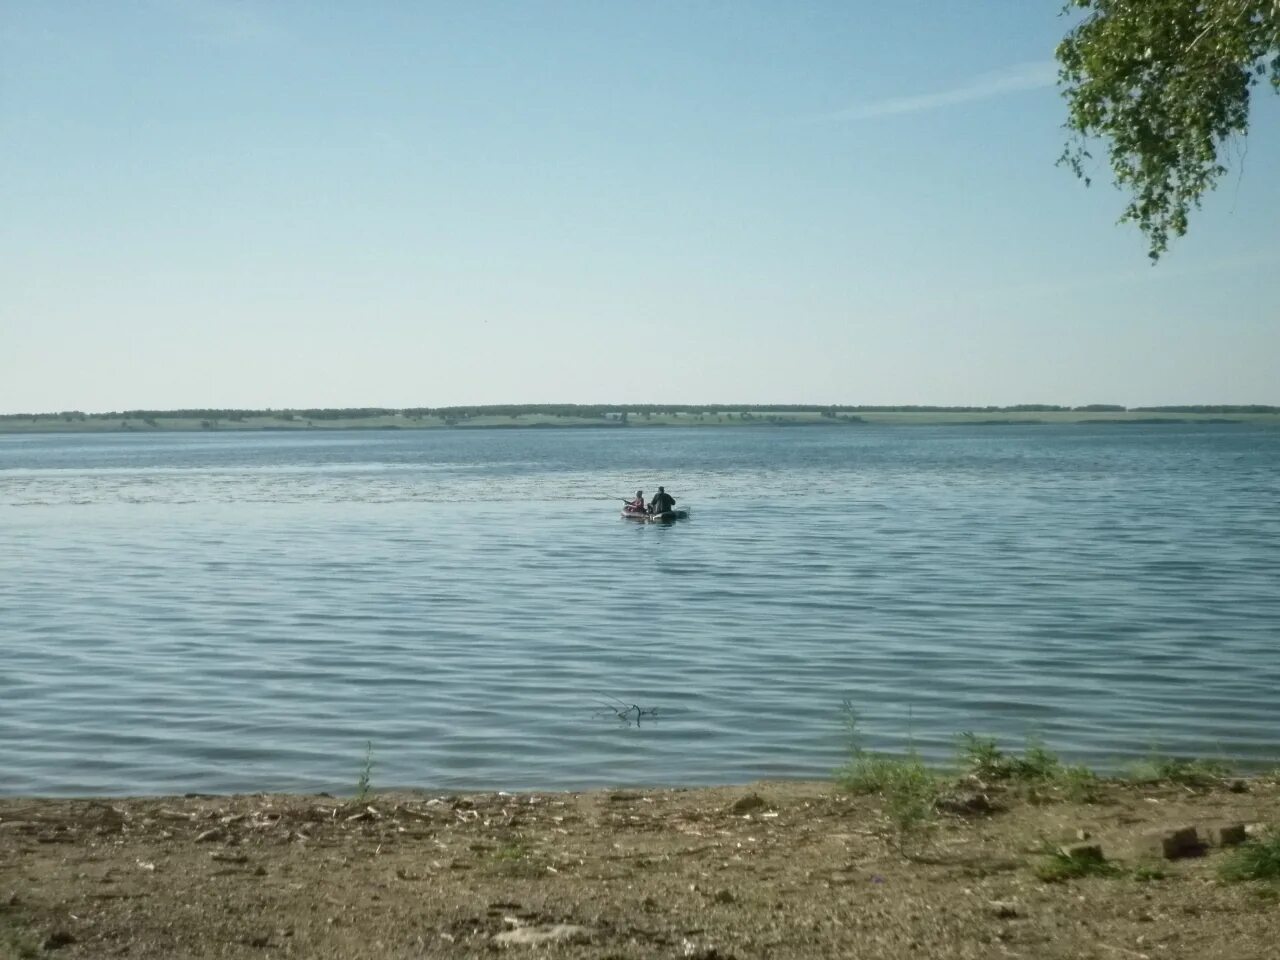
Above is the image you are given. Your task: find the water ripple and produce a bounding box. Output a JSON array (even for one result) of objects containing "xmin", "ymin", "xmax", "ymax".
[{"xmin": 1, "ymin": 424, "xmax": 1278, "ymax": 795}]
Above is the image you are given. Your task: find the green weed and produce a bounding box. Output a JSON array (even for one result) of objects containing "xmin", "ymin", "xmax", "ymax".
[
  {"xmin": 1020, "ymin": 739, "xmax": 1065, "ymax": 780},
  {"xmin": 493, "ymin": 840, "xmax": 530, "ymax": 862},
  {"xmin": 1132, "ymin": 865, "xmax": 1167, "ymax": 882},
  {"xmin": 354, "ymin": 740, "xmax": 374, "ymax": 803},
  {"xmin": 485, "ymin": 839, "xmax": 548, "ymax": 877},
  {"xmin": 1033, "ymin": 844, "xmax": 1119, "ymax": 883},
  {"xmin": 0, "ymin": 917, "xmax": 39, "ymax": 960},
  {"xmin": 958, "ymin": 733, "xmax": 1099, "ymax": 802},
  {"xmin": 839, "ymin": 750, "xmax": 941, "ymax": 837},
  {"xmin": 1218, "ymin": 831, "xmax": 1280, "ymax": 883},
  {"xmin": 1124, "ymin": 755, "xmax": 1232, "ymax": 788},
  {"xmin": 1057, "ymin": 764, "xmax": 1102, "ymax": 803},
  {"xmin": 837, "ymin": 703, "xmax": 941, "ymax": 843},
  {"xmin": 959, "ymin": 733, "xmax": 1061, "ymax": 782},
  {"xmin": 958, "ymin": 733, "xmax": 1008, "ymax": 779}
]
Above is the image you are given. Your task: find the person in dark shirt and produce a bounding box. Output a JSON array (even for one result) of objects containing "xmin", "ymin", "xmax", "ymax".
[{"xmin": 649, "ymin": 486, "xmax": 676, "ymax": 514}]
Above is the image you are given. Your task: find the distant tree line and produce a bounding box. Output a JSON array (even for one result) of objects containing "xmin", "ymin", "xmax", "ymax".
[
  {"xmin": 1130, "ymin": 405, "xmax": 1280, "ymax": 414},
  {"xmin": 3, "ymin": 403, "xmax": 1277, "ymax": 422}
]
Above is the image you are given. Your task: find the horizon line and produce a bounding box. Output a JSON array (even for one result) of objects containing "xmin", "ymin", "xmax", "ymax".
[{"xmin": 5, "ymin": 402, "xmax": 1279, "ymax": 418}]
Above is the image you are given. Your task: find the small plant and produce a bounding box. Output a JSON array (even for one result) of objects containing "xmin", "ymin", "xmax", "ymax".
[
  {"xmin": 837, "ymin": 703, "xmax": 941, "ymax": 844},
  {"xmin": 880, "ymin": 757, "xmax": 941, "ymax": 839},
  {"xmin": 959, "ymin": 733, "xmax": 1064, "ymax": 782},
  {"xmin": 1161, "ymin": 757, "xmax": 1232, "ymax": 787},
  {"xmin": 0, "ymin": 915, "xmax": 39, "ymax": 960},
  {"xmin": 493, "ymin": 841, "xmax": 529, "ymax": 862},
  {"xmin": 1132, "ymin": 865, "xmax": 1166, "ymax": 882},
  {"xmin": 1033, "ymin": 844, "xmax": 1119, "ymax": 883},
  {"xmin": 1020, "ymin": 738, "xmax": 1063, "ymax": 780},
  {"xmin": 354, "ymin": 740, "xmax": 374, "ymax": 803},
  {"xmin": 486, "ymin": 839, "xmax": 547, "ymax": 877},
  {"xmin": 839, "ymin": 750, "xmax": 941, "ymax": 835},
  {"xmin": 1218, "ymin": 831, "xmax": 1280, "ymax": 883},
  {"xmin": 1125, "ymin": 755, "xmax": 1232, "ymax": 788},
  {"xmin": 958, "ymin": 734, "xmax": 1100, "ymax": 801},
  {"xmin": 959, "ymin": 733, "xmax": 1010, "ymax": 780},
  {"xmin": 1058, "ymin": 764, "xmax": 1101, "ymax": 803}
]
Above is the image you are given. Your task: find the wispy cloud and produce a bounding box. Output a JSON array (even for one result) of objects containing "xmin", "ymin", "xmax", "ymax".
[{"xmin": 819, "ymin": 61, "xmax": 1058, "ymax": 122}]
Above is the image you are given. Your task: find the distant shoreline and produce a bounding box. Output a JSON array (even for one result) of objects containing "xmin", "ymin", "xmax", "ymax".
[{"xmin": 3, "ymin": 408, "xmax": 1280, "ymax": 434}]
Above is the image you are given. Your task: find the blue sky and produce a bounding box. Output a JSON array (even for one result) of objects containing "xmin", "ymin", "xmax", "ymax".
[{"xmin": 2, "ymin": 0, "xmax": 1277, "ymax": 412}]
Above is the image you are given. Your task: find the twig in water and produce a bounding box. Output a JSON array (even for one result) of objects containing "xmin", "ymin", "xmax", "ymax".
[{"xmin": 592, "ymin": 694, "xmax": 661, "ymax": 726}]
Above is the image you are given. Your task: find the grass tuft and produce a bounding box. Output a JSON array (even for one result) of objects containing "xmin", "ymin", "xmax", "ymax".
[
  {"xmin": 838, "ymin": 749, "xmax": 941, "ymax": 836},
  {"xmin": 0, "ymin": 917, "xmax": 39, "ymax": 960},
  {"xmin": 1131, "ymin": 865, "xmax": 1166, "ymax": 882},
  {"xmin": 837, "ymin": 703, "xmax": 941, "ymax": 842},
  {"xmin": 959, "ymin": 733, "xmax": 1062, "ymax": 782},
  {"xmin": 1124, "ymin": 755, "xmax": 1232, "ymax": 788},
  {"xmin": 958, "ymin": 733, "xmax": 1100, "ymax": 802},
  {"xmin": 354, "ymin": 740, "xmax": 374, "ymax": 803},
  {"xmin": 1057, "ymin": 764, "xmax": 1102, "ymax": 803},
  {"xmin": 493, "ymin": 840, "xmax": 530, "ymax": 862},
  {"xmin": 1218, "ymin": 831, "xmax": 1280, "ymax": 883},
  {"xmin": 486, "ymin": 839, "xmax": 548, "ymax": 877},
  {"xmin": 1034, "ymin": 844, "xmax": 1119, "ymax": 883}
]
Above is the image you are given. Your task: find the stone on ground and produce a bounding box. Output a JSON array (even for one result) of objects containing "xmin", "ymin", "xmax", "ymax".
[{"xmin": 1140, "ymin": 826, "xmax": 1203, "ymax": 860}]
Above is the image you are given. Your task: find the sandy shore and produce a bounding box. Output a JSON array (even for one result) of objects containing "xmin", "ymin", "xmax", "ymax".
[{"xmin": 2, "ymin": 777, "xmax": 1277, "ymax": 959}]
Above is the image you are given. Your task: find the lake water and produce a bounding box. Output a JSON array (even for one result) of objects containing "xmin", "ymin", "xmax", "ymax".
[{"xmin": 2, "ymin": 424, "xmax": 1278, "ymax": 797}]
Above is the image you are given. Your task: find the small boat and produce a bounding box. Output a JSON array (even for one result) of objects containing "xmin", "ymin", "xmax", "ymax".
[{"xmin": 622, "ymin": 507, "xmax": 689, "ymax": 523}]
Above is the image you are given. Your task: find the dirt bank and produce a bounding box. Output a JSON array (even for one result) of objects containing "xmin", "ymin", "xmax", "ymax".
[{"xmin": 2, "ymin": 779, "xmax": 1277, "ymax": 959}]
